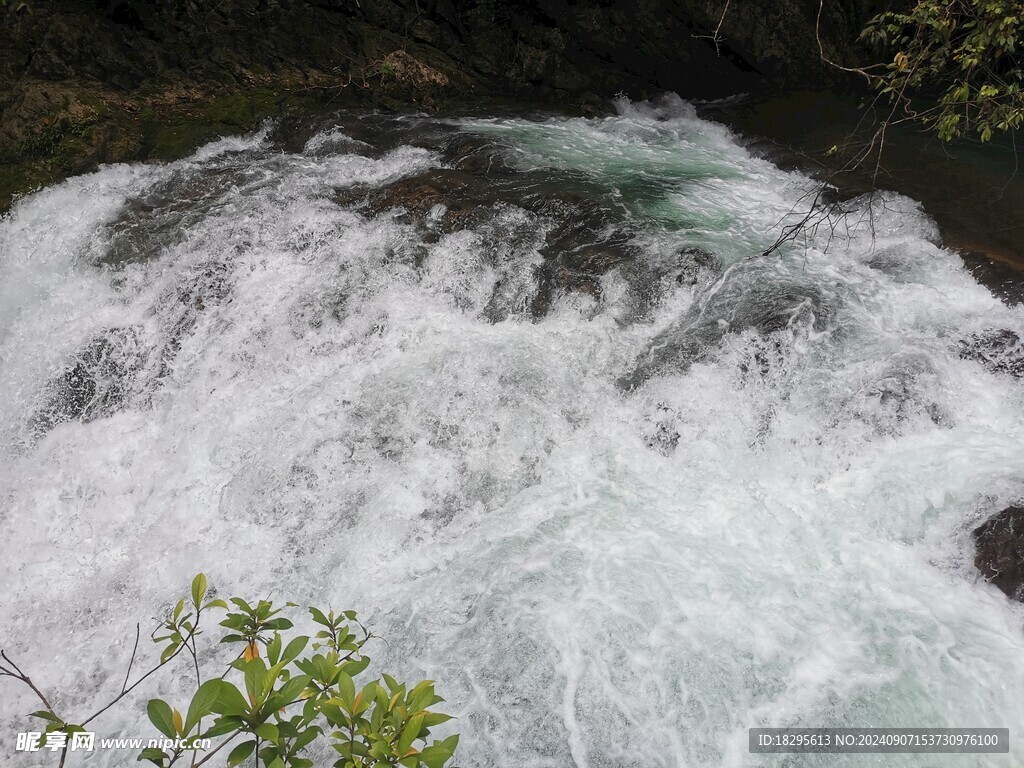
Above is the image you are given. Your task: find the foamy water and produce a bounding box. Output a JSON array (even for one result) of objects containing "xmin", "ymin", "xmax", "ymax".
[{"xmin": 1, "ymin": 96, "xmax": 1023, "ymax": 767}]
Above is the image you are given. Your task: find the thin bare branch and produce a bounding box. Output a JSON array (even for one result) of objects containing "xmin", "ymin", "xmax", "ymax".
[{"xmin": 121, "ymin": 623, "xmax": 141, "ymax": 695}]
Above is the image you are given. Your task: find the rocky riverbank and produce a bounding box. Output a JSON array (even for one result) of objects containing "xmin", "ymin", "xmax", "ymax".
[{"xmin": 1, "ymin": 0, "xmax": 889, "ymax": 208}]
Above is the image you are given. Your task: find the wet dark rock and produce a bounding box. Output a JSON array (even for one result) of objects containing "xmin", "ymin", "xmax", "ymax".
[
  {"xmin": 334, "ymin": 168, "xmax": 484, "ymax": 231},
  {"xmin": 0, "ymin": 0, "xmax": 904, "ymax": 211},
  {"xmin": 442, "ymin": 135, "xmax": 515, "ymax": 175},
  {"xmin": 958, "ymin": 329, "xmax": 1024, "ymax": 378},
  {"xmin": 539, "ymin": 200, "xmax": 627, "ymax": 258},
  {"xmin": 172, "ymin": 261, "xmax": 233, "ymax": 315},
  {"xmin": 643, "ymin": 404, "xmax": 681, "ymax": 456},
  {"xmin": 866, "ymin": 248, "xmax": 917, "ymax": 281},
  {"xmin": 865, "ymin": 353, "xmax": 950, "ymax": 430},
  {"xmin": 30, "ymin": 259, "xmax": 235, "ymax": 437},
  {"xmin": 616, "ymin": 247, "xmax": 723, "ymax": 324},
  {"xmin": 675, "ymin": 248, "xmax": 720, "ymax": 285},
  {"xmin": 823, "ymin": 351, "xmax": 952, "ymax": 438},
  {"xmin": 100, "ymin": 167, "xmax": 247, "ymax": 268},
  {"xmin": 737, "ymin": 335, "xmax": 788, "ymax": 381},
  {"xmin": 31, "ymin": 326, "xmax": 149, "ymax": 434},
  {"xmin": 956, "ymin": 249, "xmax": 1024, "ymax": 307},
  {"xmin": 334, "ymin": 159, "xmax": 640, "ymax": 315},
  {"xmin": 529, "ymin": 198, "xmax": 637, "ymax": 312},
  {"xmin": 974, "ymin": 507, "xmax": 1024, "ymax": 601},
  {"xmin": 477, "ymin": 211, "xmax": 548, "ymax": 323},
  {"xmin": 152, "ymin": 261, "xmax": 234, "ymax": 377},
  {"xmin": 621, "ymin": 269, "xmax": 834, "ymax": 388},
  {"xmin": 275, "ymin": 114, "xmax": 380, "ymax": 158}
]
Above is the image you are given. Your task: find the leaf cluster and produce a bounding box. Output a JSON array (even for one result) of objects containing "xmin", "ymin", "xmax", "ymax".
[
  {"xmin": 5, "ymin": 575, "xmax": 458, "ymax": 768},
  {"xmin": 862, "ymin": 0, "xmax": 1024, "ymax": 141}
]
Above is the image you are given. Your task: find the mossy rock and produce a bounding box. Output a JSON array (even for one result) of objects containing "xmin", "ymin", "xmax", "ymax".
[{"xmin": 141, "ymin": 88, "xmax": 281, "ymax": 160}]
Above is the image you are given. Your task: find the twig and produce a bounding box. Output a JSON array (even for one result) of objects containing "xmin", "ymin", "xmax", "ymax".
[
  {"xmin": 81, "ymin": 610, "xmax": 203, "ymax": 728},
  {"xmin": 694, "ymin": 0, "xmax": 732, "ymax": 55},
  {"xmin": 0, "ymin": 650, "xmax": 58, "ymax": 713},
  {"xmin": 121, "ymin": 624, "xmax": 141, "ymax": 695}
]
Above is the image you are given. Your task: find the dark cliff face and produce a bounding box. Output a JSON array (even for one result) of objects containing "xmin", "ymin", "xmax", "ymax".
[
  {"xmin": 3, "ymin": 0, "xmax": 881, "ymax": 97},
  {"xmin": 0, "ymin": 0, "xmax": 883, "ymax": 205}
]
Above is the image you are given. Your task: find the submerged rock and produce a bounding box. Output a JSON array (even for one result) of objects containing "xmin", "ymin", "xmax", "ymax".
[
  {"xmin": 974, "ymin": 507, "xmax": 1024, "ymax": 601},
  {"xmin": 866, "ymin": 352, "xmax": 950, "ymax": 429},
  {"xmin": 100, "ymin": 167, "xmax": 247, "ymax": 267},
  {"xmin": 530, "ymin": 199, "xmax": 637, "ymax": 314},
  {"xmin": 334, "ymin": 168, "xmax": 495, "ymax": 240},
  {"xmin": 621, "ymin": 268, "xmax": 834, "ymax": 389},
  {"xmin": 339, "ymin": 169, "xmax": 476, "ymax": 220},
  {"xmin": 959, "ymin": 329, "xmax": 1024, "ymax": 378},
  {"xmin": 31, "ymin": 326, "xmax": 150, "ymax": 435},
  {"xmin": 335, "ymin": 159, "xmax": 639, "ymax": 315}
]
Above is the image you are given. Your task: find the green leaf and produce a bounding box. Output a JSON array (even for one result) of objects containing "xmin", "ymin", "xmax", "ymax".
[
  {"xmin": 220, "ymin": 614, "xmax": 249, "ymax": 631},
  {"xmin": 147, "ymin": 699, "xmax": 177, "ymax": 740},
  {"xmin": 282, "ymin": 635, "xmax": 309, "ymax": 663},
  {"xmin": 264, "ymin": 618, "xmax": 294, "ymax": 631},
  {"xmin": 201, "ymin": 715, "xmax": 243, "ymax": 739},
  {"xmin": 255, "ymin": 723, "xmax": 279, "ymax": 742},
  {"xmin": 308, "ymin": 607, "xmax": 330, "ymax": 627},
  {"xmin": 336, "ymin": 672, "xmax": 355, "ymax": 707},
  {"xmin": 422, "ymin": 712, "xmax": 454, "ymax": 727},
  {"xmin": 226, "ymin": 739, "xmax": 256, "ymax": 767},
  {"xmin": 29, "ymin": 710, "xmax": 62, "ymax": 723},
  {"xmin": 294, "ymin": 726, "xmax": 321, "ymax": 752},
  {"xmin": 420, "ymin": 734, "xmax": 460, "ymax": 768},
  {"xmin": 344, "ymin": 655, "xmax": 371, "ymax": 678},
  {"xmin": 398, "ymin": 713, "xmax": 425, "ymax": 754},
  {"xmin": 268, "ymin": 674, "xmax": 311, "ymax": 710},
  {"xmin": 419, "ymin": 740, "xmax": 457, "ymax": 768},
  {"xmin": 212, "ymin": 683, "xmax": 251, "ymax": 717},
  {"xmin": 138, "ymin": 747, "xmax": 169, "ymax": 765},
  {"xmin": 243, "ymin": 658, "xmax": 268, "ymax": 704},
  {"xmin": 184, "ymin": 679, "xmax": 223, "ymax": 735},
  {"xmin": 191, "ymin": 574, "xmax": 208, "ymax": 608},
  {"xmin": 267, "ymin": 633, "xmax": 282, "ymax": 666},
  {"xmin": 159, "ymin": 642, "xmax": 179, "ymax": 664}
]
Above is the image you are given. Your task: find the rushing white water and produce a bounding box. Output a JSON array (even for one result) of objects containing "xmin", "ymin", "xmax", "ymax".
[{"xmin": 2, "ymin": 95, "xmax": 1024, "ymax": 767}]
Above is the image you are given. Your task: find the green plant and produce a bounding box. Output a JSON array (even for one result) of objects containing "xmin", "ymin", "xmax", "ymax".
[
  {"xmin": 1, "ymin": 575, "xmax": 459, "ymax": 768},
  {"xmin": 702, "ymin": 0, "xmax": 1022, "ymax": 143},
  {"xmin": 861, "ymin": 0, "xmax": 1024, "ymax": 141}
]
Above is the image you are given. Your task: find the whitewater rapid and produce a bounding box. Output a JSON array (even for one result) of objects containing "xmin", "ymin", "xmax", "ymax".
[{"xmin": 2, "ymin": 96, "xmax": 1023, "ymax": 767}]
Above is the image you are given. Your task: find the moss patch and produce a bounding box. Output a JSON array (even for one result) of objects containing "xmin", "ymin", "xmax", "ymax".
[
  {"xmin": 0, "ymin": 84, "xmax": 302, "ymax": 210},
  {"xmin": 0, "ymin": 109, "xmax": 104, "ymax": 209},
  {"xmin": 138, "ymin": 88, "xmax": 281, "ymax": 161}
]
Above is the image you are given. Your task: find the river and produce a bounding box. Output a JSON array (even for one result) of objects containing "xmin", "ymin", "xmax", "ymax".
[{"xmin": 1, "ymin": 95, "xmax": 1023, "ymax": 767}]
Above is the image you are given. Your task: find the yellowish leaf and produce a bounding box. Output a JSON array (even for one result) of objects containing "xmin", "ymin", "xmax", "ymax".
[{"xmin": 172, "ymin": 709, "xmax": 184, "ymax": 736}]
